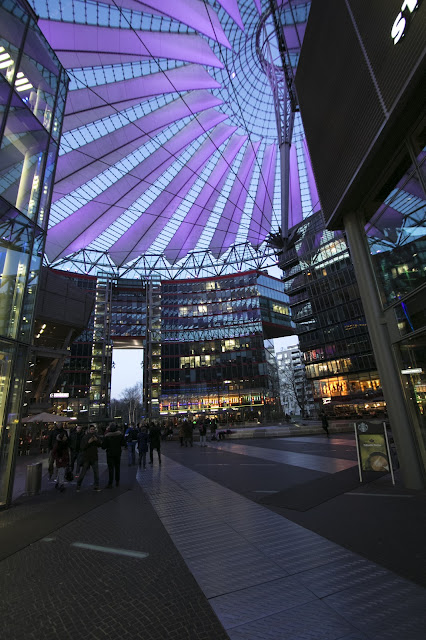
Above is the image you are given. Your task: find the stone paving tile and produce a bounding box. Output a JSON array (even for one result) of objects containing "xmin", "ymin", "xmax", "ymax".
[
  {"xmin": 0, "ymin": 484, "xmax": 229, "ymax": 640},
  {"xmin": 210, "ymin": 576, "xmax": 316, "ymax": 629},
  {"xmin": 258, "ymin": 537, "xmax": 353, "ymax": 575},
  {"xmin": 323, "ymin": 575, "xmax": 426, "ymax": 640},
  {"xmin": 175, "ymin": 532, "xmax": 245, "ymax": 560},
  {"xmin": 140, "ymin": 455, "xmax": 426, "ymax": 640},
  {"xmin": 208, "ymin": 442, "xmax": 358, "ymax": 473},
  {"xmin": 295, "ymin": 555, "xmax": 390, "ymax": 598},
  {"xmin": 184, "ymin": 546, "xmax": 289, "ymax": 598},
  {"xmin": 225, "ymin": 599, "xmax": 358, "ymax": 640}
]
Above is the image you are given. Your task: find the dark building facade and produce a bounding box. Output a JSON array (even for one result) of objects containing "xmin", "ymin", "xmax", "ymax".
[
  {"xmin": 27, "ymin": 268, "xmax": 94, "ymax": 412},
  {"xmin": 295, "ymin": 0, "xmax": 426, "ymax": 487}
]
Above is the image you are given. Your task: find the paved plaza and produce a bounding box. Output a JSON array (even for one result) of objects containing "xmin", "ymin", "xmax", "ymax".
[{"xmin": 1, "ymin": 434, "xmax": 426, "ymax": 639}]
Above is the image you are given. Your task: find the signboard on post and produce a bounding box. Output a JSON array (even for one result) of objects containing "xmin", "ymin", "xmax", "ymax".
[{"xmin": 354, "ymin": 421, "xmax": 395, "ymax": 485}]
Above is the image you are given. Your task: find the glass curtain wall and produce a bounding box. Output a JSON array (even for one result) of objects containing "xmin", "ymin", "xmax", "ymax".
[
  {"xmin": 160, "ymin": 271, "xmax": 291, "ymax": 422},
  {"xmin": 280, "ymin": 211, "xmax": 381, "ymax": 419},
  {"xmin": 0, "ymin": 0, "xmax": 67, "ymax": 506},
  {"xmin": 367, "ymin": 131, "xmax": 426, "ymax": 469}
]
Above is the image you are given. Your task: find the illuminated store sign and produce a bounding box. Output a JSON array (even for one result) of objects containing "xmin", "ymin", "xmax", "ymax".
[{"xmin": 391, "ymin": 0, "xmax": 422, "ymax": 44}]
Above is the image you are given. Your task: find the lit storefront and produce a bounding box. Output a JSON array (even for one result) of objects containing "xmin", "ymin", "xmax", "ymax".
[{"xmin": 0, "ymin": 0, "xmax": 68, "ymax": 506}]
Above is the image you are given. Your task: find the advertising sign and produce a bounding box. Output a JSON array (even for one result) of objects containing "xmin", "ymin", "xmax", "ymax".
[
  {"xmin": 354, "ymin": 421, "xmax": 395, "ymax": 484},
  {"xmin": 358, "ymin": 433, "xmax": 389, "ymax": 472}
]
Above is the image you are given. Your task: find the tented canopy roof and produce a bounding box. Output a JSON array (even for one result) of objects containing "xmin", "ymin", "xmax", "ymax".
[{"xmin": 27, "ymin": 0, "xmax": 317, "ymax": 278}]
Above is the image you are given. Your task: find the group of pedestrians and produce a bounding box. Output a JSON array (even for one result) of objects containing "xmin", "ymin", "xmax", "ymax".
[
  {"xmin": 178, "ymin": 416, "xmax": 217, "ymax": 447},
  {"xmin": 46, "ymin": 421, "xmax": 163, "ymax": 495},
  {"xmin": 125, "ymin": 422, "xmax": 161, "ymax": 467},
  {"xmin": 47, "ymin": 423, "xmax": 102, "ymax": 493}
]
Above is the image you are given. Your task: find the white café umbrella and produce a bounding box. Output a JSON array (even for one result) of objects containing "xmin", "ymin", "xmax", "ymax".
[{"xmin": 22, "ymin": 412, "xmax": 76, "ymax": 423}]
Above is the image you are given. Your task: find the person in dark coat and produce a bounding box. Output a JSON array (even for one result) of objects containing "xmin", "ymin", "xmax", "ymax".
[
  {"xmin": 125, "ymin": 423, "xmax": 138, "ymax": 466},
  {"xmin": 198, "ymin": 419, "xmax": 207, "ymax": 447},
  {"xmin": 137, "ymin": 426, "xmax": 149, "ymax": 469},
  {"xmin": 149, "ymin": 423, "xmax": 161, "ymax": 465},
  {"xmin": 102, "ymin": 423, "xmax": 125, "ymax": 488},
  {"xmin": 47, "ymin": 424, "xmax": 66, "ymax": 480},
  {"xmin": 183, "ymin": 419, "xmax": 193, "ymax": 447},
  {"xmin": 320, "ymin": 411, "xmax": 330, "ymax": 438},
  {"xmin": 76, "ymin": 425, "xmax": 102, "ymax": 491},
  {"xmin": 69, "ymin": 424, "xmax": 84, "ymax": 476},
  {"xmin": 52, "ymin": 432, "xmax": 70, "ymax": 492}
]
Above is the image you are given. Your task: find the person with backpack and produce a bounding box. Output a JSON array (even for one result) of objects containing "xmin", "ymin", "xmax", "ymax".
[{"xmin": 125, "ymin": 423, "xmax": 138, "ymax": 466}]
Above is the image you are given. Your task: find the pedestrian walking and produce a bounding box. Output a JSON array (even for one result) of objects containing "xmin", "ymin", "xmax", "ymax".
[
  {"xmin": 178, "ymin": 422, "xmax": 184, "ymax": 447},
  {"xmin": 47, "ymin": 424, "xmax": 67, "ymax": 480},
  {"xmin": 320, "ymin": 411, "xmax": 330, "ymax": 438},
  {"xmin": 76, "ymin": 425, "xmax": 102, "ymax": 492},
  {"xmin": 125, "ymin": 423, "xmax": 138, "ymax": 466},
  {"xmin": 183, "ymin": 419, "xmax": 193, "ymax": 447},
  {"xmin": 198, "ymin": 419, "xmax": 207, "ymax": 447},
  {"xmin": 69, "ymin": 424, "xmax": 84, "ymax": 476},
  {"xmin": 52, "ymin": 431, "xmax": 70, "ymax": 492},
  {"xmin": 137, "ymin": 426, "xmax": 149, "ymax": 469},
  {"xmin": 102, "ymin": 423, "xmax": 125, "ymax": 488},
  {"xmin": 149, "ymin": 422, "xmax": 161, "ymax": 465}
]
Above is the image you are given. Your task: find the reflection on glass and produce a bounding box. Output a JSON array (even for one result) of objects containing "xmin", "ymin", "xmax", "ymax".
[
  {"xmin": 0, "ymin": 342, "xmax": 27, "ymax": 505},
  {"xmin": 367, "ymin": 148, "xmax": 426, "ymax": 306},
  {"xmin": 0, "ymin": 211, "xmax": 33, "ymax": 340},
  {"xmin": 0, "ymin": 101, "xmax": 49, "ymax": 218}
]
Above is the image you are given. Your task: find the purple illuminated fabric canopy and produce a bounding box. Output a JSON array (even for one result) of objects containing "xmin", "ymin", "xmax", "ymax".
[
  {"xmin": 63, "ymin": 65, "xmax": 221, "ymax": 132},
  {"xmin": 247, "ymin": 143, "xmax": 277, "ymax": 247},
  {"xmin": 39, "ymin": 21, "xmax": 224, "ymax": 70},
  {"xmin": 216, "ymin": 0, "xmax": 245, "ymax": 31},
  {"xmin": 53, "ymin": 90, "xmax": 222, "ymax": 201},
  {"xmin": 96, "ymin": 0, "xmax": 232, "ymax": 49},
  {"xmin": 288, "ymin": 143, "xmax": 303, "ymax": 229},
  {"xmin": 34, "ymin": 0, "xmax": 315, "ymax": 272},
  {"xmin": 303, "ymin": 138, "xmax": 320, "ymax": 213},
  {"xmin": 164, "ymin": 134, "xmax": 247, "ymax": 262},
  {"xmin": 46, "ymin": 109, "xmax": 227, "ymax": 261},
  {"xmin": 209, "ymin": 140, "xmax": 261, "ymax": 258},
  {"xmin": 113, "ymin": 123, "xmax": 237, "ymax": 264}
]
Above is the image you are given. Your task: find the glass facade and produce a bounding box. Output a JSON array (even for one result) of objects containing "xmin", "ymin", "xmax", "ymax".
[
  {"xmin": 160, "ymin": 271, "xmax": 292, "ymax": 422},
  {"xmin": 0, "ymin": 0, "xmax": 67, "ymax": 506},
  {"xmin": 280, "ymin": 211, "xmax": 382, "ymax": 419},
  {"xmin": 367, "ymin": 136, "xmax": 426, "ymax": 470},
  {"xmin": 50, "ymin": 270, "xmax": 292, "ymax": 424}
]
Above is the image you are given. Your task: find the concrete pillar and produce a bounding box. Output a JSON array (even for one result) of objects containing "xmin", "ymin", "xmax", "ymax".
[
  {"xmin": 15, "ymin": 150, "xmax": 33, "ymax": 213},
  {"xmin": 343, "ymin": 210, "xmax": 424, "ymax": 490}
]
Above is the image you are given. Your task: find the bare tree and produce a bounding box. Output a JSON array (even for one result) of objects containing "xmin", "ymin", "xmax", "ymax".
[{"xmin": 119, "ymin": 382, "xmax": 143, "ymax": 424}]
